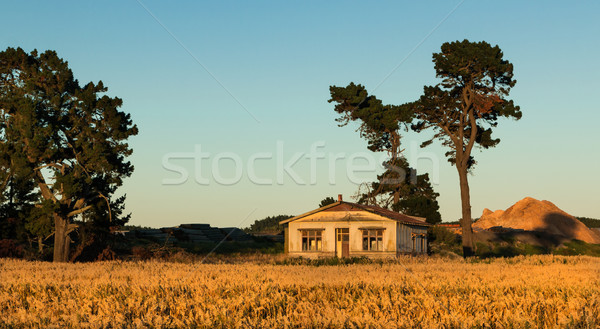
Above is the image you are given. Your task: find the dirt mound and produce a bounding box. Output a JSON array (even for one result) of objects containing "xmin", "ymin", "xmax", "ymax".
[{"xmin": 474, "ymin": 197, "xmax": 600, "ymax": 244}]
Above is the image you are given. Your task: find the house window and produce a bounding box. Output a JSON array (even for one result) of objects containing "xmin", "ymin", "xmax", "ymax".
[
  {"xmin": 301, "ymin": 230, "xmax": 322, "ymax": 251},
  {"xmin": 362, "ymin": 229, "xmax": 383, "ymax": 251},
  {"xmin": 411, "ymin": 233, "xmax": 427, "ymax": 253}
]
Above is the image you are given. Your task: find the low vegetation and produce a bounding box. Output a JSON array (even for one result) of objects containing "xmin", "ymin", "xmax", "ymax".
[
  {"xmin": 553, "ymin": 240, "xmax": 600, "ymax": 257},
  {"xmin": 1, "ymin": 255, "xmax": 598, "ymax": 328},
  {"xmin": 429, "ymin": 225, "xmax": 600, "ymax": 258}
]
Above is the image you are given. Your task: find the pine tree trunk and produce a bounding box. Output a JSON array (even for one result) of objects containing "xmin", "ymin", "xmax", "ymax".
[
  {"xmin": 457, "ymin": 166, "xmax": 475, "ymax": 257},
  {"xmin": 53, "ymin": 215, "xmax": 71, "ymax": 262}
]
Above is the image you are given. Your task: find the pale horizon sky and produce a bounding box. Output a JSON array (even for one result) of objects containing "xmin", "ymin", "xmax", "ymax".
[{"xmin": 3, "ymin": 1, "xmax": 599, "ymax": 228}]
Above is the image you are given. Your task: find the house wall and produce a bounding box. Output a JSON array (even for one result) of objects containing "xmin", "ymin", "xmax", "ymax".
[
  {"xmin": 287, "ymin": 211, "xmax": 397, "ymax": 258},
  {"xmin": 283, "ymin": 226, "xmax": 289, "ymax": 254},
  {"xmin": 397, "ymin": 224, "xmax": 428, "ymax": 254}
]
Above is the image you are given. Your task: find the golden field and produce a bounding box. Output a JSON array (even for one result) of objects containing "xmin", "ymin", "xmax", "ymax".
[{"xmin": 0, "ymin": 255, "xmax": 599, "ymax": 328}]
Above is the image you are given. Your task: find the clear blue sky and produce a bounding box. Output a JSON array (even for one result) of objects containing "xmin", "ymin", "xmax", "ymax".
[{"xmin": 3, "ymin": 1, "xmax": 599, "ymax": 228}]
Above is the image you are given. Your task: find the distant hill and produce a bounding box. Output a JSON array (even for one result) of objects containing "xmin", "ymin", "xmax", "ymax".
[
  {"xmin": 244, "ymin": 215, "xmax": 294, "ymax": 234},
  {"xmin": 474, "ymin": 197, "xmax": 600, "ymax": 244}
]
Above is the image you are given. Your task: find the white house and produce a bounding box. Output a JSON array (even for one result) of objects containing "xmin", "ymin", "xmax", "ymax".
[{"xmin": 280, "ymin": 195, "xmax": 431, "ymax": 258}]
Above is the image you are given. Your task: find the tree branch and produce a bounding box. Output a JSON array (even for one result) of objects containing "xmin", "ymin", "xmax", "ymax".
[
  {"xmin": 98, "ymin": 192, "xmax": 113, "ymax": 223},
  {"xmin": 464, "ymin": 107, "xmax": 478, "ymax": 159},
  {"xmin": 34, "ymin": 170, "xmax": 58, "ymax": 203},
  {"xmin": 34, "ymin": 163, "xmax": 63, "ymax": 172},
  {"xmin": 67, "ymin": 205, "xmax": 92, "ymax": 218},
  {"xmin": 439, "ymin": 122, "xmax": 459, "ymax": 146},
  {"xmin": 0, "ymin": 169, "xmax": 11, "ymax": 192},
  {"xmin": 72, "ymin": 198, "xmax": 86, "ymax": 210}
]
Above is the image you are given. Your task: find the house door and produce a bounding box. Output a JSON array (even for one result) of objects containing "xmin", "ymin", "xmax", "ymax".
[{"xmin": 336, "ymin": 228, "xmax": 349, "ymax": 258}]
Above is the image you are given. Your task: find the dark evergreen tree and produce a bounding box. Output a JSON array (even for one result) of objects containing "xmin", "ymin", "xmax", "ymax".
[
  {"xmin": 245, "ymin": 215, "xmax": 294, "ymax": 234},
  {"xmin": 357, "ymin": 158, "xmax": 441, "ymax": 224},
  {"xmin": 0, "ymin": 47, "xmax": 138, "ymax": 262},
  {"xmin": 318, "ymin": 197, "xmax": 336, "ymax": 208},
  {"xmin": 0, "ymin": 171, "xmax": 38, "ymax": 241}
]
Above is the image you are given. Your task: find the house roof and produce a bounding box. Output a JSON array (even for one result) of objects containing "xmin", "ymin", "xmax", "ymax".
[{"xmin": 280, "ymin": 201, "xmax": 431, "ymax": 227}]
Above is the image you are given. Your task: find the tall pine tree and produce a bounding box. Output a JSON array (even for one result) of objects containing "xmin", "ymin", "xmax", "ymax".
[{"xmin": 411, "ymin": 40, "xmax": 521, "ymax": 256}]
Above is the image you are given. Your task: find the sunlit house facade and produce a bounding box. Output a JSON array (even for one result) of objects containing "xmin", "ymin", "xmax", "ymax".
[{"xmin": 280, "ymin": 196, "xmax": 430, "ymax": 258}]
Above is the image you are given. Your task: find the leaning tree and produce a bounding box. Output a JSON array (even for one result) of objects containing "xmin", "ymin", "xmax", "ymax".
[
  {"xmin": 0, "ymin": 47, "xmax": 137, "ymax": 262},
  {"xmin": 411, "ymin": 40, "xmax": 521, "ymax": 256}
]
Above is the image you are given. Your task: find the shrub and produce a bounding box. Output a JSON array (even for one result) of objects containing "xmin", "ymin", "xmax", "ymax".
[
  {"xmin": 97, "ymin": 247, "xmax": 117, "ymax": 261},
  {"xmin": 131, "ymin": 246, "xmax": 152, "ymax": 260},
  {"xmin": 553, "ymin": 240, "xmax": 600, "ymax": 257},
  {"xmin": 0, "ymin": 239, "xmax": 24, "ymax": 258},
  {"xmin": 428, "ymin": 226, "xmax": 458, "ymax": 245}
]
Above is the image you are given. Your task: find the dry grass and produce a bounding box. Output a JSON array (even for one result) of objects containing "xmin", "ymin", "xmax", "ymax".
[{"xmin": 0, "ymin": 255, "xmax": 598, "ymax": 328}]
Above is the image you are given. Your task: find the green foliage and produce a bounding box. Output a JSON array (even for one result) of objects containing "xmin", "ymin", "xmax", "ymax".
[
  {"xmin": 576, "ymin": 217, "xmax": 600, "ymax": 228},
  {"xmin": 244, "ymin": 215, "xmax": 293, "ymax": 234},
  {"xmin": 429, "ymin": 226, "xmax": 459, "ymax": 245},
  {"xmin": 78, "ymin": 194, "xmax": 131, "ymax": 243},
  {"xmin": 427, "ymin": 227, "xmax": 570, "ymax": 259},
  {"xmin": 471, "ymin": 240, "xmax": 600, "ymax": 258},
  {"xmin": 553, "ymin": 240, "xmax": 600, "ymax": 257},
  {"xmin": 473, "ymin": 242, "xmax": 548, "ymax": 258},
  {"xmin": 393, "ymin": 195, "xmax": 441, "ymax": 224},
  {"xmin": 0, "ymin": 173, "xmax": 39, "ymax": 240},
  {"xmin": 25, "ymin": 199, "xmax": 57, "ymax": 239},
  {"xmin": 520, "ymin": 244, "xmax": 549, "ymax": 255},
  {"xmin": 353, "ymin": 158, "xmax": 442, "ymax": 224},
  {"xmin": 0, "ymin": 47, "xmax": 138, "ymax": 261},
  {"xmin": 318, "ymin": 197, "xmax": 336, "ymax": 208},
  {"xmin": 386, "ymin": 159, "xmax": 441, "ymax": 224},
  {"xmin": 328, "ymin": 83, "xmax": 412, "ymax": 154},
  {"xmin": 328, "ymin": 84, "xmax": 442, "ymax": 223},
  {"xmin": 428, "ymin": 226, "xmax": 462, "ymax": 256},
  {"xmin": 411, "ymin": 40, "xmax": 521, "ymax": 170}
]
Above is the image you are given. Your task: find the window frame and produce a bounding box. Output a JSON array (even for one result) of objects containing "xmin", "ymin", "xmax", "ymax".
[
  {"xmin": 300, "ymin": 229, "xmax": 323, "ymax": 251},
  {"xmin": 361, "ymin": 229, "xmax": 384, "ymax": 251}
]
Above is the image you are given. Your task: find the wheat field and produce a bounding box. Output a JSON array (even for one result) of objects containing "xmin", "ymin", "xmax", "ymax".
[{"xmin": 0, "ymin": 255, "xmax": 598, "ymax": 328}]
